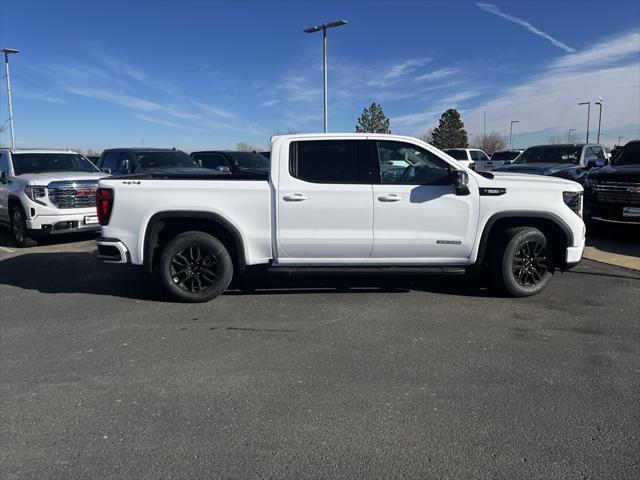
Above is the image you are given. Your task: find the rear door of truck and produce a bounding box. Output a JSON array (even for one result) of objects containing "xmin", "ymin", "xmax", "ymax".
[{"xmin": 275, "ymin": 139, "xmax": 374, "ymax": 262}]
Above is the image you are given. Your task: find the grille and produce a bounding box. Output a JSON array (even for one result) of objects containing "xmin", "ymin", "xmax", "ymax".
[
  {"xmin": 48, "ymin": 184, "xmax": 98, "ymax": 209},
  {"xmin": 594, "ymin": 182, "xmax": 640, "ymax": 206}
]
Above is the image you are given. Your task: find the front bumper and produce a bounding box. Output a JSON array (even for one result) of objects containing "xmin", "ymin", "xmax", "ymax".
[
  {"xmin": 26, "ymin": 209, "xmax": 100, "ymax": 235},
  {"xmin": 96, "ymin": 237, "xmax": 130, "ymax": 263}
]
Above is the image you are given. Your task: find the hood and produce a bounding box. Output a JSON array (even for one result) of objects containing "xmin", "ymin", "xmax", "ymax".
[
  {"xmin": 494, "ymin": 162, "xmax": 579, "ymax": 176},
  {"xmin": 487, "ymin": 171, "xmax": 582, "ymax": 191},
  {"xmin": 589, "ymin": 164, "xmax": 640, "ymax": 183},
  {"xmin": 16, "ymin": 171, "xmax": 105, "ymax": 185}
]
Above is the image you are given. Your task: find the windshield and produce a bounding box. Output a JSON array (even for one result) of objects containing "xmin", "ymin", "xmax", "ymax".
[
  {"xmin": 443, "ymin": 149, "xmax": 468, "ymax": 160},
  {"xmin": 12, "ymin": 153, "xmax": 99, "ymax": 175},
  {"xmin": 513, "ymin": 146, "xmax": 582, "ymax": 164},
  {"xmin": 491, "ymin": 151, "xmax": 521, "ymax": 161},
  {"xmin": 135, "ymin": 151, "xmax": 199, "ymax": 170},
  {"xmin": 613, "ymin": 142, "xmax": 640, "ymax": 166},
  {"xmin": 226, "ymin": 152, "xmax": 270, "ymax": 171}
]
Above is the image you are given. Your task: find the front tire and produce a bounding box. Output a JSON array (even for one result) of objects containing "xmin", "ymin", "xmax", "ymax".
[
  {"xmin": 491, "ymin": 227, "xmax": 554, "ymax": 297},
  {"xmin": 10, "ymin": 206, "xmax": 35, "ymax": 248},
  {"xmin": 158, "ymin": 231, "xmax": 233, "ymax": 302}
]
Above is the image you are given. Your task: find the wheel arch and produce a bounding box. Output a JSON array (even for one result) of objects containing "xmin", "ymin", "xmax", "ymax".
[
  {"xmin": 475, "ymin": 211, "xmax": 574, "ymax": 269},
  {"xmin": 143, "ymin": 211, "xmax": 246, "ymax": 274}
]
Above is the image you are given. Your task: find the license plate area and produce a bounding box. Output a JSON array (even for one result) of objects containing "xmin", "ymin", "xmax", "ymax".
[{"xmin": 84, "ymin": 215, "xmax": 99, "ymax": 225}]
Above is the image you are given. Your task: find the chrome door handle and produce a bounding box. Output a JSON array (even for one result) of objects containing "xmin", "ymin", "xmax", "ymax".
[
  {"xmin": 283, "ymin": 194, "xmax": 308, "ymax": 202},
  {"xmin": 377, "ymin": 194, "xmax": 402, "ymax": 202}
]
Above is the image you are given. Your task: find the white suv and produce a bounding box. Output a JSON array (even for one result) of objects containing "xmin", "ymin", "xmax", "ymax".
[
  {"xmin": 0, "ymin": 148, "xmax": 105, "ymax": 247},
  {"xmin": 442, "ymin": 148, "xmax": 490, "ymax": 169}
]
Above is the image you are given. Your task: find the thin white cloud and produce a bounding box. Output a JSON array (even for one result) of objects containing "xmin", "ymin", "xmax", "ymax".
[
  {"xmin": 15, "ymin": 90, "xmax": 67, "ymax": 104},
  {"xmin": 387, "ymin": 57, "xmax": 432, "ymax": 79},
  {"xmin": 260, "ymin": 99, "xmax": 279, "ymax": 107},
  {"xmin": 477, "ymin": 3, "xmax": 575, "ymax": 53},
  {"xmin": 415, "ymin": 67, "xmax": 460, "ymax": 82},
  {"xmin": 549, "ymin": 30, "xmax": 640, "ymax": 71},
  {"xmin": 392, "ymin": 111, "xmax": 439, "ymax": 127},
  {"xmin": 99, "ymin": 55, "xmax": 147, "ymax": 81},
  {"xmin": 192, "ymin": 101, "xmax": 237, "ymax": 119}
]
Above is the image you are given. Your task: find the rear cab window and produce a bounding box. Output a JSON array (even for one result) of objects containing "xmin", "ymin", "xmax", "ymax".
[{"xmin": 290, "ymin": 140, "xmax": 369, "ymax": 183}]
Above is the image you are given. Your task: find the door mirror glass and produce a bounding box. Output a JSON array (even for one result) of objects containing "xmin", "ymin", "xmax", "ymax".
[{"xmin": 452, "ymin": 170, "xmax": 470, "ymax": 195}]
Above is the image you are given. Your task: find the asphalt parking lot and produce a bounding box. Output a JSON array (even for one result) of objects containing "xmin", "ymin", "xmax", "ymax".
[{"xmin": 1, "ymin": 229, "xmax": 639, "ymax": 479}]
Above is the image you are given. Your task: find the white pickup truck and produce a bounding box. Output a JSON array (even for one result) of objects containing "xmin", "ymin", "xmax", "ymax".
[
  {"xmin": 0, "ymin": 148, "xmax": 104, "ymax": 246},
  {"xmin": 96, "ymin": 134, "xmax": 585, "ymax": 302}
]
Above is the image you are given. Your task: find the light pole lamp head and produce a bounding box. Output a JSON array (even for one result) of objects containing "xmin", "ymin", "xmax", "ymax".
[
  {"xmin": 304, "ymin": 19, "xmax": 347, "ymax": 33},
  {"xmin": 1, "ymin": 48, "xmax": 19, "ymax": 55},
  {"xmin": 578, "ymin": 101, "xmax": 590, "ymax": 106}
]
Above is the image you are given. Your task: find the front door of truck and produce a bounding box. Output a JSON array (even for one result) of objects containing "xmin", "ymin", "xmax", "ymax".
[
  {"xmin": 276, "ymin": 139, "xmax": 373, "ymax": 262},
  {"xmin": 371, "ymin": 140, "xmax": 478, "ymax": 262}
]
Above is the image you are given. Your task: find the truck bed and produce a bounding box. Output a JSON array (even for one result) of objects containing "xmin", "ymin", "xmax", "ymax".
[{"xmin": 100, "ymin": 175, "xmax": 272, "ymax": 266}]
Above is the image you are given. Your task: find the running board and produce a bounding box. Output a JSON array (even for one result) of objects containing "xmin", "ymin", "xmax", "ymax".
[{"xmin": 266, "ymin": 266, "xmax": 467, "ymax": 276}]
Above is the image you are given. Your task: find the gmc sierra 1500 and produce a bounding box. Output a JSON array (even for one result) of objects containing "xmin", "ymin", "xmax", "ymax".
[{"xmin": 96, "ymin": 134, "xmax": 585, "ymax": 302}]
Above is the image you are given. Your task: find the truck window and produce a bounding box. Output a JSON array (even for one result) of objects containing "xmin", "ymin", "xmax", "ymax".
[
  {"xmin": 101, "ymin": 151, "xmax": 121, "ymax": 173},
  {"xmin": 0, "ymin": 153, "xmax": 9, "ymax": 175},
  {"xmin": 377, "ymin": 141, "xmax": 451, "ymax": 185},
  {"xmin": 291, "ymin": 140, "xmax": 360, "ymax": 183},
  {"xmin": 193, "ymin": 153, "xmax": 231, "ymax": 170}
]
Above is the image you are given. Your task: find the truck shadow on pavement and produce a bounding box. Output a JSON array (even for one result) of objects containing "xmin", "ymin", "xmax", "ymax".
[{"xmin": 0, "ymin": 251, "xmax": 506, "ymax": 301}]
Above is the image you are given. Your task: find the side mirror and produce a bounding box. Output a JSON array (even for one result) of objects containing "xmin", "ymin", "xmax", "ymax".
[
  {"xmin": 595, "ymin": 158, "xmax": 608, "ymax": 168},
  {"xmin": 452, "ymin": 170, "xmax": 470, "ymax": 196},
  {"xmin": 216, "ymin": 166, "xmax": 231, "ymax": 173},
  {"xmin": 121, "ymin": 158, "xmax": 131, "ymax": 173},
  {"xmin": 0, "ymin": 170, "xmax": 6, "ymax": 184}
]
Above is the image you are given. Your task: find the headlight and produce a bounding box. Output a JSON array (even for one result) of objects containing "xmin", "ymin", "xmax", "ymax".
[
  {"xmin": 563, "ymin": 191, "xmax": 583, "ymax": 217},
  {"xmin": 24, "ymin": 185, "xmax": 47, "ymax": 205}
]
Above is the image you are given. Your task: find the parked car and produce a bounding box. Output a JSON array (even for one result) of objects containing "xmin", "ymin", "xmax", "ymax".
[
  {"xmin": 96, "ymin": 148, "xmax": 203, "ymax": 175},
  {"xmin": 494, "ymin": 143, "xmax": 608, "ymax": 185},
  {"xmin": 442, "ymin": 148, "xmax": 490, "ymax": 169},
  {"xmin": 0, "ymin": 148, "xmax": 105, "ymax": 247},
  {"xmin": 190, "ymin": 151, "xmax": 270, "ymax": 174},
  {"xmin": 85, "ymin": 155, "xmax": 100, "ymax": 165},
  {"xmin": 475, "ymin": 149, "xmax": 524, "ymax": 172},
  {"xmin": 584, "ymin": 140, "xmax": 640, "ymax": 227},
  {"xmin": 259, "ymin": 151, "xmax": 271, "ymax": 160},
  {"xmin": 96, "ymin": 133, "xmax": 585, "ymax": 302}
]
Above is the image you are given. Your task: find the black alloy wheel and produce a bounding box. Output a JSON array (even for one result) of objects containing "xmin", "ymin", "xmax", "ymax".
[
  {"xmin": 170, "ymin": 245, "xmax": 219, "ymax": 293},
  {"xmin": 512, "ymin": 240, "xmax": 548, "ymax": 287}
]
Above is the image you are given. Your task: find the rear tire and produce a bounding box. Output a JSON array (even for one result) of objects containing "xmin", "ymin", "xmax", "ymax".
[
  {"xmin": 491, "ymin": 227, "xmax": 554, "ymax": 297},
  {"xmin": 158, "ymin": 231, "xmax": 233, "ymax": 303},
  {"xmin": 10, "ymin": 206, "xmax": 36, "ymax": 248}
]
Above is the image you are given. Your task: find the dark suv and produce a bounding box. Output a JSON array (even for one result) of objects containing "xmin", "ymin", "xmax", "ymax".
[
  {"xmin": 97, "ymin": 148, "xmax": 201, "ymax": 175},
  {"xmin": 584, "ymin": 140, "xmax": 640, "ymax": 226},
  {"xmin": 190, "ymin": 151, "xmax": 269, "ymax": 175},
  {"xmin": 494, "ymin": 144, "xmax": 608, "ymax": 185}
]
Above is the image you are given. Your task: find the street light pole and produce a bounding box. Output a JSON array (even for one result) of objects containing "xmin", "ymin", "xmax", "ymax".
[
  {"xmin": 2, "ymin": 48, "xmax": 19, "ymax": 149},
  {"xmin": 578, "ymin": 101, "xmax": 591, "ymax": 143},
  {"xmin": 568, "ymin": 128, "xmax": 576, "ymax": 142},
  {"xmin": 304, "ymin": 19, "xmax": 348, "ymax": 133},
  {"xmin": 509, "ymin": 120, "xmax": 519, "ymax": 149},
  {"xmin": 595, "ymin": 97, "xmax": 603, "ymax": 144},
  {"xmin": 617, "ymin": 136, "xmax": 625, "ymax": 146}
]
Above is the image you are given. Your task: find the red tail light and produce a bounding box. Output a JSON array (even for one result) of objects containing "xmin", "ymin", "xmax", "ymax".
[{"xmin": 96, "ymin": 188, "xmax": 113, "ymax": 226}]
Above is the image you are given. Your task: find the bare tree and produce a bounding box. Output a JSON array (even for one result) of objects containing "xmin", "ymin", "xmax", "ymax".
[
  {"xmin": 419, "ymin": 128, "xmax": 434, "ymax": 143},
  {"xmin": 473, "ymin": 132, "xmax": 507, "ymax": 155},
  {"xmin": 236, "ymin": 142, "xmax": 261, "ymax": 152},
  {"xmin": 549, "ymin": 132, "xmax": 580, "ymax": 144}
]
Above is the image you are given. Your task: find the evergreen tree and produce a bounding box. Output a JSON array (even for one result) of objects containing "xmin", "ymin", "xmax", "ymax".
[
  {"xmin": 431, "ymin": 109, "xmax": 468, "ymax": 149},
  {"xmin": 356, "ymin": 102, "xmax": 390, "ymax": 134}
]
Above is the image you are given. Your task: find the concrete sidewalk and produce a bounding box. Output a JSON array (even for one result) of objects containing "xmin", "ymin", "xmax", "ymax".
[{"xmin": 583, "ymin": 229, "xmax": 640, "ymax": 271}]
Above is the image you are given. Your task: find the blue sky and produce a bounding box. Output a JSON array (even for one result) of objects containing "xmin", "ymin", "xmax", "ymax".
[{"xmin": 1, "ymin": 0, "xmax": 639, "ymax": 151}]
